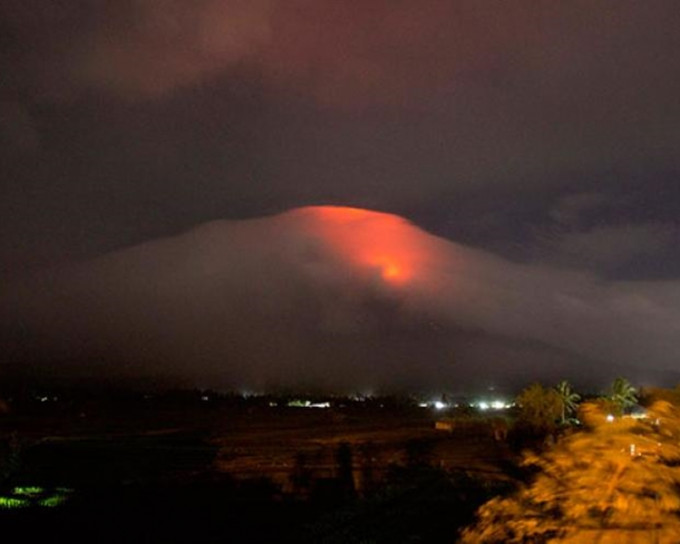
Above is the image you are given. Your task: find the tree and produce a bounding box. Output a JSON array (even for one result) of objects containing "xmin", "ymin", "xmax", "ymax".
[
  {"xmin": 461, "ymin": 400, "xmax": 680, "ymax": 543},
  {"xmin": 555, "ymin": 380, "xmax": 580, "ymax": 424},
  {"xmin": 515, "ymin": 383, "xmax": 562, "ymax": 435},
  {"xmin": 610, "ymin": 377, "xmax": 638, "ymax": 415}
]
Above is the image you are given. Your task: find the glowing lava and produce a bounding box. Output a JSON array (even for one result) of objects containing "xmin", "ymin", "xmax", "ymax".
[
  {"xmin": 297, "ymin": 206, "xmax": 430, "ymax": 285},
  {"xmin": 381, "ymin": 263, "xmax": 402, "ymax": 280}
]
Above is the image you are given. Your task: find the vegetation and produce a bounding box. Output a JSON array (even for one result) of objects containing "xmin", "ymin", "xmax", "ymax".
[
  {"xmin": 461, "ymin": 400, "xmax": 680, "ymax": 543},
  {"xmin": 554, "ymin": 380, "xmax": 581, "ymax": 424},
  {"xmin": 609, "ymin": 376, "xmax": 638, "ymax": 415},
  {"xmin": 515, "ymin": 383, "xmax": 562, "ymax": 435},
  {"xmin": 640, "ymin": 385, "xmax": 680, "ymax": 407},
  {"xmin": 0, "ymin": 486, "xmax": 73, "ymax": 509}
]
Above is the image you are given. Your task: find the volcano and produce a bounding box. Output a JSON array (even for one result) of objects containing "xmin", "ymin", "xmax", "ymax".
[{"xmin": 1, "ymin": 206, "xmax": 679, "ymax": 392}]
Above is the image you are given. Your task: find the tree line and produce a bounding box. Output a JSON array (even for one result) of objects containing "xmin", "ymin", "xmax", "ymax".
[{"xmin": 514, "ymin": 376, "xmax": 638, "ymax": 436}]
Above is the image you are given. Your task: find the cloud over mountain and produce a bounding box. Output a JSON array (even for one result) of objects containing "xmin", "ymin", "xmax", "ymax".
[{"xmin": 2, "ymin": 206, "xmax": 679, "ymax": 391}]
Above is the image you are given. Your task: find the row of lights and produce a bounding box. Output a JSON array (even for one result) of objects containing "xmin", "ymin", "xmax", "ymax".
[{"xmin": 420, "ymin": 400, "xmax": 514, "ymax": 411}]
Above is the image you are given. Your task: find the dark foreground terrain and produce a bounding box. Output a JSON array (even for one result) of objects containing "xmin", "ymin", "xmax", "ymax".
[{"xmin": 0, "ymin": 393, "xmax": 517, "ymax": 542}]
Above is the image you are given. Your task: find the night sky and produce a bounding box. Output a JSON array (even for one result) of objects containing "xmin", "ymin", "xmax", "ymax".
[{"xmin": 1, "ymin": 2, "xmax": 679, "ymax": 392}]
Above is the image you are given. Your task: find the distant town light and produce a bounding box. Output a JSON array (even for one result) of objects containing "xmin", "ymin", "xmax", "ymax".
[
  {"xmin": 434, "ymin": 401, "xmax": 447, "ymax": 410},
  {"xmin": 472, "ymin": 399, "xmax": 510, "ymax": 411},
  {"xmin": 287, "ymin": 399, "xmax": 310, "ymax": 408},
  {"xmin": 287, "ymin": 399, "xmax": 330, "ymax": 409}
]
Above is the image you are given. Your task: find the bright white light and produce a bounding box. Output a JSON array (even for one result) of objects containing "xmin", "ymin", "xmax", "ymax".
[
  {"xmin": 434, "ymin": 401, "xmax": 447, "ymax": 410},
  {"xmin": 309, "ymin": 402, "xmax": 330, "ymax": 409},
  {"xmin": 478, "ymin": 402, "xmax": 489, "ymax": 411},
  {"xmin": 606, "ymin": 414, "xmax": 615, "ymax": 422},
  {"xmin": 491, "ymin": 400, "xmax": 505, "ymax": 410},
  {"xmin": 418, "ymin": 403, "xmax": 428, "ymax": 408}
]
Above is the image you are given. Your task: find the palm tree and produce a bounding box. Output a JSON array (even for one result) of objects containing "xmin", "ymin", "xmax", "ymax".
[
  {"xmin": 555, "ymin": 380, "xmax": 580, "ymax": 424},
  {"xmin": 610, "ymin": 377, "xmax": 637, "ymax": 415}
]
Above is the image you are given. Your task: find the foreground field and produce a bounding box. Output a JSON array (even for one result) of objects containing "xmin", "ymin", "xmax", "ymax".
[{"xmin": 0, "ymin": 398, "xmax": 518, "ymax": 542}]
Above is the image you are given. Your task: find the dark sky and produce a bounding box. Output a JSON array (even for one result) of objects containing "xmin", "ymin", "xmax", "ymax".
[{"xmin": 1, "ymin": 1, "xmax": 679, "ymax": 392}]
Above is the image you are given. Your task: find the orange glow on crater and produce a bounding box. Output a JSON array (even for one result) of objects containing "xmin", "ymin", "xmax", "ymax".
[
  {"xmin": 367, "ymin": 255, "xmax": 407, "ymax": 283},
  {"xmin": 314, "ymin": 206, "xmax": 372, "ymax": 223},
  {"xmin": 382, "ymin": 263, "xmax": 401, "ymax": 280},
  {"xmin": 300, "ymin": 206, "xmax": 430, "ymax": 286}
]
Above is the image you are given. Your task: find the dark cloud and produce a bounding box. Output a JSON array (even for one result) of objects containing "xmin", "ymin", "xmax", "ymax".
[
  {"xmin": 0, "ymin": 100, "xmax": 39, "ymax": 154},
  {"xmin": 537, "ymin": 223, "xmax": 677, "ymax": 272},
  {"xmin": 0, "ymin": 0, "xmax": 273, "ymax": 100}
]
